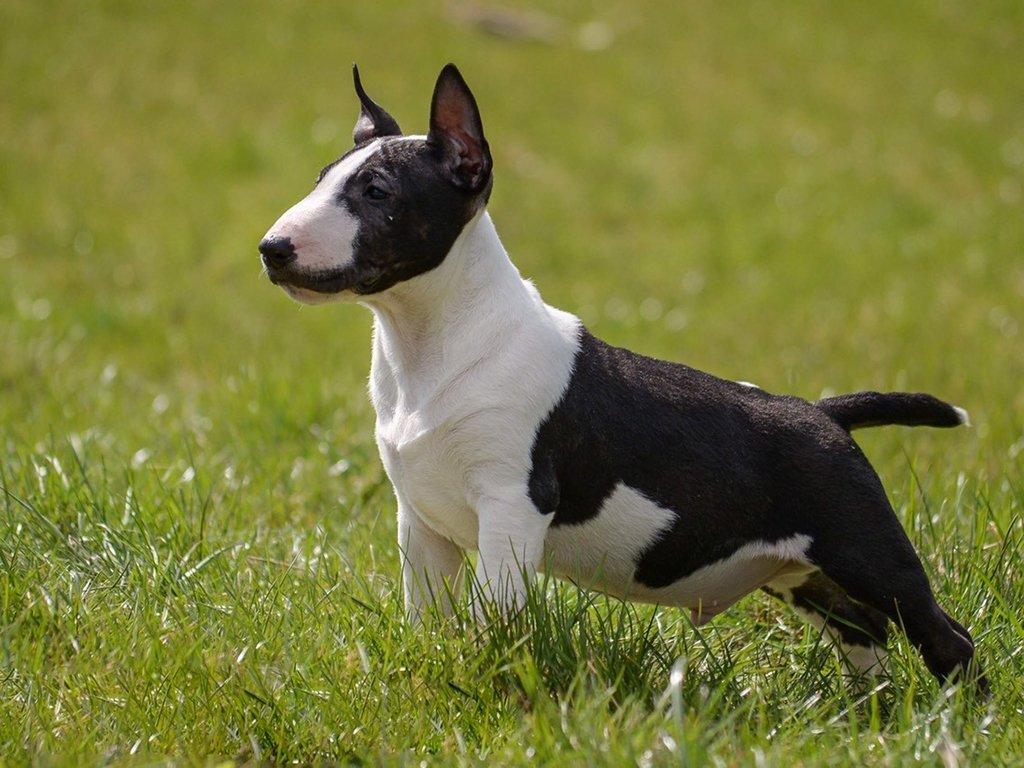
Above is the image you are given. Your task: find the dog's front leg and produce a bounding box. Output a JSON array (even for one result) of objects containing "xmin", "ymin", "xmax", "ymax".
[
  {"xmin": 473, "ymin": 494, "xmax": 551, "ymax": 618},
  {"xmin": 397, "ymin": 496, "xmax": 465, "ymax": 625}
]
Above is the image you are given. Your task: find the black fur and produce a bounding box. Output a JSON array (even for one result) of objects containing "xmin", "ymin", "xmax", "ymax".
[
  {"xmin": 764, "ymin": 572, "xmax": 890, "ymax": 649},
  {"xmin": 529, "ymin": 329, "xmax": 880, "ymax": 586},
  {"xmin": 352, "ymin": 65, "xmax": 402, "ymax": 144},
  {"xmin": 817, "ymin": 391, "xmax": 965, "ymax": 431},
  {"xmin": 337, "ymin": 139, "xmax": 481, "ymax": 294},
  {"xmin": 528, "ymin": 329, "xmax": 985, "ymax": 690},
  {"xmin": 427, "ymin": 64, "xmax": 492, "ymax": 194}
]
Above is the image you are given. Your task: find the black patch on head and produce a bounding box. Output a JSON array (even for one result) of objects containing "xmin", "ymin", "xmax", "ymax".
[
  {"xmin": 528, "ymin": 329, "xmax": 897, "ymax": 589},
  {"xmin": 336, "ymin": 138, "xmax": 485, "ymax": 294},
  {"xmin": 267, "ymin": 137, "xmax": 486, "ymax": 296},
  {"xmin": 267, "ymin": 65, "xmax": 494, "ymax": 297}
]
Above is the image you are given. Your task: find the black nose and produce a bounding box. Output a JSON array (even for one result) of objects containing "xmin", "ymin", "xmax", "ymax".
[{"xmin": 259, "ymin": 236, "xmax": 296, "ymax": 269}]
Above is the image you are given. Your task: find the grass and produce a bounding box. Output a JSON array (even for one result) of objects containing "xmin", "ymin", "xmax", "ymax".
[{"xmin": 2, "ymin": 0, "xmax": 1023, "ymax": 764}]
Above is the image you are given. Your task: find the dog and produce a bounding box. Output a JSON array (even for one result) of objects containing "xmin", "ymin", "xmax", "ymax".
[{"xmin": 259, "ymin": 64, "xmax": 985, "ymax": 690}]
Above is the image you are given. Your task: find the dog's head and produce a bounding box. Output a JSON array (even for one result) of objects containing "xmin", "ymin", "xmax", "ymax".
[{"xmin": 259, "ymin": 64, "xmax": 492, "ymax": 304}]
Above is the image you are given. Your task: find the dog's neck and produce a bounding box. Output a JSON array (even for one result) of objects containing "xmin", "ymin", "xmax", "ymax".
[{"xmin": 362, "ymin": 210, "xmax": 541, "ymax": 391}]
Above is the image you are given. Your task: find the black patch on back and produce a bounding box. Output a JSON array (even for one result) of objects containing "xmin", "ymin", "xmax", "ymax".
[{"xmin": 528, "ymin": 329, "xmax": 891, "ymax": 589}]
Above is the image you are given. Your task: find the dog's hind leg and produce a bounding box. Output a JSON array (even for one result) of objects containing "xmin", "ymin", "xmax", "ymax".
[
  {"xmin": 807, "ymin": 514, "xmax": 987, "ymax": 693},
  {"xmin": 765, "ymin": 570, "xmax": 891, "ymax": 677}
]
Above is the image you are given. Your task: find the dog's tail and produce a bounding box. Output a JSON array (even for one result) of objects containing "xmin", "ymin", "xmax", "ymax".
[{"xmin": 817, "ymin": 391, "xmax": 970, "ymax": 432}]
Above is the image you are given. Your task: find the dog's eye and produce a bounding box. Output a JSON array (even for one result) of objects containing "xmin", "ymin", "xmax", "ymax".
[{"xmin": 365, "ymin": 184, "xmax": 389, "ymax": 201}]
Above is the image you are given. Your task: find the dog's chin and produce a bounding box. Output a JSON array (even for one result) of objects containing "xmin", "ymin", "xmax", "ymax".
[
  {"xmin": 269, "ymin": 263, "xmax": 394, "ymax": 303},
  {"xmin": 278, "ymin": 283, "xmax": 353, "ymax": 305},
  {"xmin": 267, "ymin": 265, "xmax": 362, "ymax": 305}
]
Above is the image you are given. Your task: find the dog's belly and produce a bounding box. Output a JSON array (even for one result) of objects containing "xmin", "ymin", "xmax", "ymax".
[{"xmin": 544, "ymin": 482, "xmax": 814, "ymax": 620}]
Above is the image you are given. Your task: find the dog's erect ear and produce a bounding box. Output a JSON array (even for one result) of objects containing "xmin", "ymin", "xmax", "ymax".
[
  {"xmin": 352, "ymin": 65, "xmax": 402, "ymax": 144},
  {"xmin": 427, "ymin": 64, "xmax": 492, "ymax": 193}
]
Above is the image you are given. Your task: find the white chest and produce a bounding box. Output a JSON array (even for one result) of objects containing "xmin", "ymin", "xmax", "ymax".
[
  {"xmin": 367, "ymin": 279, "xmax": 583, "ymax": 556},
  {"xmin": 375, "ymin": 409, "xmax": 479, "ymax": 550}
]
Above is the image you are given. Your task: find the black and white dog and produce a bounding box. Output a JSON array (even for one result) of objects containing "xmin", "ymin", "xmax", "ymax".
[{"xmin": 260, "ymin": 65, "xmax": 984, "ymax": 690}]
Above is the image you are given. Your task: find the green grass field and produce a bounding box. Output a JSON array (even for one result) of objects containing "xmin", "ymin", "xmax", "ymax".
[{"xmin": 2, "ymin": 0, "xmax": 1023, "ymax": 764}]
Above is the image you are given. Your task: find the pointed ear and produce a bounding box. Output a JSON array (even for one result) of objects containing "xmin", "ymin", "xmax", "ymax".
[
  {"xmin": 427, "ymin": 64, "xmax": 492, "ymax": 192},
  {"xmin": 352, "ymin": 65, "xmax": 402, "ymax": 144}
]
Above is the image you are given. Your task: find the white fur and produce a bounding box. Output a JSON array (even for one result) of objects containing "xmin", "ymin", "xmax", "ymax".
[
  {"xmin": 547, "ymin": 488, "xmax": 813, "ymax": 622},
  {"xmin": 261, "ymin": 139, "xmax": 583, "ymax": 612},
  {"xmin": 545, "ymin": 482, "xmax": 676, "ymax": 591},
  {"xmin": 362, "ymin": 209, "xmax": 582, "ymax": 614},
  {"xmin": 642, "ymin": 534, "xmax": 815, "ymax": 624}
]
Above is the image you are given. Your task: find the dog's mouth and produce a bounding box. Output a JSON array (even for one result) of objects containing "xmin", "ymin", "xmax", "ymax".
[{"xmin": 265, "ymin": 263, "xmax": 387, "ymax": 296}]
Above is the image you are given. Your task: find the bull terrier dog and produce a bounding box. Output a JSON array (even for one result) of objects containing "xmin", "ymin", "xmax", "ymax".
[{"xmin": 259, "ymin": 64, "xmax": 985, "ymax": 690}]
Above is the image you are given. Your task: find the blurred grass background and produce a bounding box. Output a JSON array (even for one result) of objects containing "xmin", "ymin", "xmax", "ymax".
[
  {"xmin": 1, "ymin": 0, "xmax": 1023, "ymax": 764},
  {"xmin": 2, "ymin": 0, "xmax": 1022, "ymax": 467}
]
